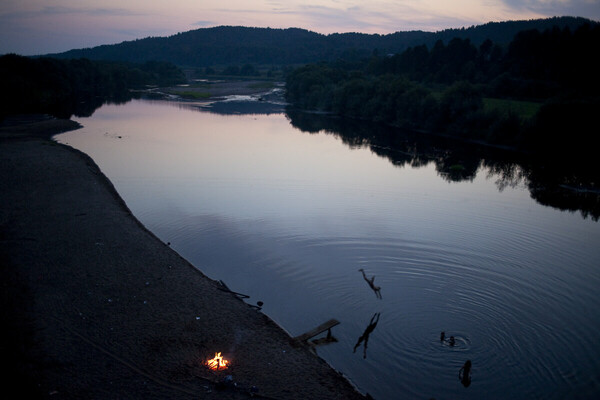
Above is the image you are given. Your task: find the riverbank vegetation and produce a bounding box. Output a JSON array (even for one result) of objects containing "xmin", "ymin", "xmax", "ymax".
[
  {"xmin": 285, "ymin": 23, "xmax": 599, "ymax": 169},
  {"xmin": 0, "ymin": 55, "xmax": 185, "ymax": 120}
]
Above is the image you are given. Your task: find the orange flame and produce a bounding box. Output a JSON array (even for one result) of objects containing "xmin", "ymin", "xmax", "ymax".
[{"xmin": 206, "ymin": 352, "xmax": 230, "ymax": 371}]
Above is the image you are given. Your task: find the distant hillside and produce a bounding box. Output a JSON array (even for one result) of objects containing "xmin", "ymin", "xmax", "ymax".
[
  {"xmin": 433, "ymin": 16, "xmax": 595, "ymax": 44},
  {"xmin": 46, "ymin": 17, "xmax": 595, "ymax": 67},
  {"xmin": 47, "ymin": 27, "xmax": 431, "ymax": 66}
]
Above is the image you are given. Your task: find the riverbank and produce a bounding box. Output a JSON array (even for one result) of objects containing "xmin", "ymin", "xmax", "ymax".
[
  {"xmin": 150, "ymin": 79, "xmax": 282, "ymax": 100},
  {"xmin": 0, "ymin": 116, "xmax": 366, "ymax": 399}
]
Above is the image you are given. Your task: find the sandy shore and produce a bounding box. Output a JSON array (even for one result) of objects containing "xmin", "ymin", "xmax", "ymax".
[
  {"xmin": 0, "ymin": 116, "xmax": 366, "ymax": 399},
  {"xmin": 168, "ymin": 80, "xmax": 280, "ymax": 97}
]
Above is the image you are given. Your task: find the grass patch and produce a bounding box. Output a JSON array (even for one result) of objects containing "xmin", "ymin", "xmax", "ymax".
[
  {"xmin": 247, "ymin": 81, "xmax": 275, "ymax": 89},
  {"xmin": 177, "ymin": 91, "xmax": 211, "ymax": 99},
  {"xmin": 449, "ymin": 164, "xmax": 465, "ymax": 172},
  {"xmin": 483, "ymin": 97, "xmax": 542, "ymax": 120}
]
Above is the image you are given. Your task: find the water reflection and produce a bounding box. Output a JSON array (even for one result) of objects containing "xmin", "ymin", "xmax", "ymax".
[
  {"xmin": 52, "ymin": 91, "xmax": 139, "ymax": 119},
  {"xmin": 459, "ymin": 360, "xmax": 473, "ymax": 387},
  {"xmin": 286, "ymin": 108, "xmax": 600, "ymax": 221},
  {"xmin": 67, "ymin": 92, "xmax": 600, "ymax": 222},
  {"xmin": 55, "ymin": 98, "xmax": 600, "ymax": 400},
  {"xmin": 353, "ymin": 312, "xmax": 381, "ymax": 359}
]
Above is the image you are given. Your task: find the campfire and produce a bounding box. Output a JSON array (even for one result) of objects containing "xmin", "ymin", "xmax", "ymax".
[{"xmin": 206, "ymin": 352, "xmax": 230, "ymax": 371}]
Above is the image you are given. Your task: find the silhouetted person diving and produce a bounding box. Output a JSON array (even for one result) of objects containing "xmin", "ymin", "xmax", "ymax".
[
  {"xmin": 359, "ymin": 268, "xmax": 382, "ymax": 299},
  {"xmin": 459, "ymin": 360, "xmax": 472, "ymax": 387},
  {"xmin": 353, "ymin": 312, "xmax": 380, "ymax": 359}
]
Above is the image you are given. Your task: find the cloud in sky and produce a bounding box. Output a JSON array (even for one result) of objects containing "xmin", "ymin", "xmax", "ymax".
[
  {"xmin": 40, "ymin": 6, "xmax": 142, "ymax": 17},
  {"xmin": 0, "ymin": 3, "xmax": 181, "ymax": 55},
  {"xmin": 500, "ymin": 0, "xmax": 600, "ymax": 17},
  {"xmin": 193, "ymin": 20, "xmax": 217, "ymax": 27},
  {"xmin": 1, "ymin": 0, "xmax": 598, "ymax": 55}
]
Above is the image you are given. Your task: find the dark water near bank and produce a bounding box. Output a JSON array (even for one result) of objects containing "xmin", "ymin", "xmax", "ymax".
[{"xmin": 56, "ymin": 99, "xmax": 600, "ymax": 400}]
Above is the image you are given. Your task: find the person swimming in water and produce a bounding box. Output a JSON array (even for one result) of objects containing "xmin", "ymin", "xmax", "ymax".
[
  {"xmin": 359, "ymin": 268, "xmax": 382, "ymax": 299},
  {"xmin": 448, "ymin": 336, "xmax": 456, "ymax": 346},
  {"xmin": 459, "ymin": 360, "xmax": 472, "ymax": 387}
]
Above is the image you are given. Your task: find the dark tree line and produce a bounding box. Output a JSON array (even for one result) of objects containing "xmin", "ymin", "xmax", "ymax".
[
  {"xmin": 0, "ymin": 55, "xmax": 186, "ymax": 119},
  {"xmin": 368, "ymin": 23, "xmax": 599, "ymax": 98},
  {"xmin": 285, "ymin": 23, "xmax": 600, "ymax": 167}
]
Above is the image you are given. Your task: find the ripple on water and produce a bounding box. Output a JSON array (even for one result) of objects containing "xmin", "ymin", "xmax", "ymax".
[
  {"xmin": 265, "ymin": 234, "xmax": 600, "ymax": 399},
  {"xmin": 143, "ymin": 216, "xmax": 600, "ymax": 399},
  {"xmin": 55, "ymin": 101, "xmax": 600, "ymax": 400}
]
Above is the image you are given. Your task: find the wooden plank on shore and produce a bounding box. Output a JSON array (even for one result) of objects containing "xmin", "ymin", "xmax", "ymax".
[{"xmin": 293, "ymin": 319, "xmax": 340, "ymax": 342}]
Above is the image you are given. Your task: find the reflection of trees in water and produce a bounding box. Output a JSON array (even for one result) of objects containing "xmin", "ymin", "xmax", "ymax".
[
  {"xmin": 50, "ymin": 91, "xmax": 139, "ymax": 119},
  {"xmin": 286, "ymin": 108, "xmax": 599, "ymax": 221},
  {"xmin": 353, "ymin": 312, "xmax": 380, "ymax": 359},
  {"xmin": 286, "ymin": 107, "xmax": 516, "ymax": 184},
  {"xmin": 485, "ymin": 162, "xmax": 529, "ymax": 192}
]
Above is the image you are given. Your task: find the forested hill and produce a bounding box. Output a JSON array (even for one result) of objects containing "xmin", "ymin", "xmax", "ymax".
[
  {"xmin": 285, "ymin": 22, "xmax": 600, "ymax": 170},
  {"xmin": 432, "ymin": 16, "xmax": 595, "ymax": 44},
  {"xmin": 47, "ymin": 27, "xmax": 431, "ymax": 66},
  {"xmin": 45, "ymin": 17, "xmax": 594, "ymax": 67}
]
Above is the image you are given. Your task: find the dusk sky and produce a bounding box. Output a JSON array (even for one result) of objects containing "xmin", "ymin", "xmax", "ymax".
[{"xmin": 1, "ymin": 0, "xmax": 598, "ymax": 56}]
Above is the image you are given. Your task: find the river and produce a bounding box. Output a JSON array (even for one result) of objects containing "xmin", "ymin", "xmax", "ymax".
[{"xmin": 55, "ymin": 97, "xmax": 600, "ymax": 400}]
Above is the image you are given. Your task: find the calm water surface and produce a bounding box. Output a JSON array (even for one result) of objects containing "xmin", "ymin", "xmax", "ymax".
[{"xmin": 56, "ymin": 99, "xmax": 600, "ymax": 400}]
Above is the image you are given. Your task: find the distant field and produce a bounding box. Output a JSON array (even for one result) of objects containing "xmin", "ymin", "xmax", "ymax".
[
  {"xmin": 163, "ymin": 79, "xmax": 279, "ymax": 100},
  {"xmin": 483, "ymin": 98, "xmax": 542, "ymax": 120},
  {"xmin": 413, "ymin": 89, "xmax": 542, "ymax": 120},
  {"xmin": 246, "ymin": 81, "xmax": 276, "ymax": 89},
  {"xmin": 176, "ymin": 91, "xmax": 211, "ymax": 99}
]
